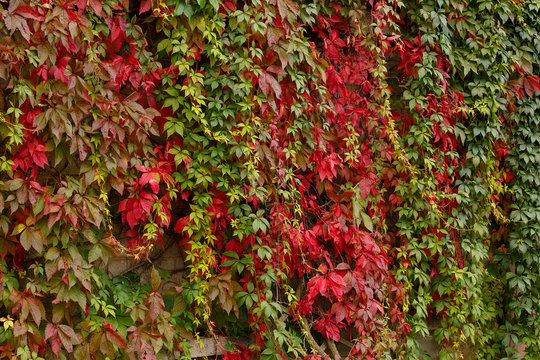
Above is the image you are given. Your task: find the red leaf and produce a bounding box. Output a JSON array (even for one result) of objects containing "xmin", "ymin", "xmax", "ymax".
[
  {"xmin": 368, "ymin": 300, "xmax": 384, "ymax": 316},
  {"xmin": 322, "ymin": 152, "xmax": 340, "ymax": 181},
  {"xmin": 331, "ymin": 302, "xmax": 352, "ymax": 323},
  {"xmin": 89, "ymin": 0, "xmax": 102, "ymax": 16},
  {"xmin": 524, "ymin": 77, "xmax": 534, "ymax": 97},
  {"xmin": 175, "ymin": 216, "xmax": 189, "ymax": 233},
  {"xmin": 45, "ymin": 323, "xmax": 57, "ymax": 341},
  {"xmin": 307, "ymin": 274, "xmax": 327, "ymax": 299},
  {"xmin": 105, "ymin": 328, "xmax": 127, "ymax": 348},
  {"xmin": 327, "ymin": 272, "xmax": 346, "ymax": 300},
  {"xmin": 147, "ymin": 293, "xmax": 165, "ymax": 322},
  {"xmin": 119, "ymin": 193, "xmax": 157, "ymax": 228},
  {"xmin": 76, "ymin": 0, "xmax": 88, "ymax": 13},
  {"xmin": 50, "ymin": 335, "xmax": 62, "ymax": 356},
  {"xmin": 139, "ymin": 193, "xmax": 154, "ymax": 214},
  {"xmin": 12, "ymin": 6, "xmax": 42, "ymax": 20},
  {"xmin": 258, "ymin": 72, "xmax": 282, "ymax": 99},
  {"xmin": 314, "ymin": 316, "xmax": 342, "ymax": 342},
  {"xmin": 358, "ymin": 173, "xmax": 378, "ymax": 200},
  {"xmin": 267, "ymin": 65, "xmax": 286, "ymax": 75},
  {"xmin": 27, "ymin": 297, "xmax": 45, "ymax": 326},
  {"xmin": 525, "ymin": 75, "xmax": 540, "ymax": 96},
  {"xmin": 111, "ymin": 25, "xmax": 125, "ymax": 52},
  {"xmin": 139, "ymin": 173, "xmax": 160, "ymax": 193},
  {"xmin": 139, "ymin": 0, "xmax": 152, "ymax": 13}
]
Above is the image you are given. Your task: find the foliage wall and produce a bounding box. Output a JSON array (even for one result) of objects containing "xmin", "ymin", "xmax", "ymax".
[{"xmin": 0, "ymin": 0, "xmax": 538, "ymax": 359}]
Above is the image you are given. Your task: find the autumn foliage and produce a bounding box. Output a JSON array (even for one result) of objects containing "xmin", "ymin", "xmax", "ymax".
[{"xmin": 0, "ymin": 0, "xmax": 539, "ymax": 359}]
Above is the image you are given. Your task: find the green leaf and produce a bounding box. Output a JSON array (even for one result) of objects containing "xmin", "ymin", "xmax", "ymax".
[
  {"xmin": 223, "ymin": 251, "xmax": 239, "ymax": 259},
  {"xmin": 33, "ymin": 197, "xmax": 45, "ymax": 215},
  {"xmin": 88, "ymin": 245, "xmax": 102, "ymax": 263},
  {"xmin": 69, "ymin": 287, "xmax": 87, "ymax": 310},
  {"xmin": 361, "ymin": 212, "xmax": 373, "ymax": 232}
]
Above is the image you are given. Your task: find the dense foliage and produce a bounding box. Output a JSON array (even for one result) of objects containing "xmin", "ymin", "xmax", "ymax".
[{"xmin": 0, "ymin": 0, "xmax": 538, "ymax": 359}]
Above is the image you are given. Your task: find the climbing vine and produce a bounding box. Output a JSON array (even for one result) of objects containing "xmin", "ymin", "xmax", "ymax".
[{"xmin": 0, "ymin": 0, "xmax": 538, "ymax": 359}]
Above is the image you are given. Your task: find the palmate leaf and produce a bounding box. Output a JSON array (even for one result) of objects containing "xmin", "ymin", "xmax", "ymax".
[{"xmin": 0, "ymin": 0, "xmax": 538, "ymax": 358}]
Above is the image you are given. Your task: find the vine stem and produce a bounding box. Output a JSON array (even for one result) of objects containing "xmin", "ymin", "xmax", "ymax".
[
  {"xmin": 298, "ymin": 316, "xmax": 328, "ymax": 358},
  {"xmin": 326, "ymin": 338, "xmax": 341, "ymax": 359}
]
